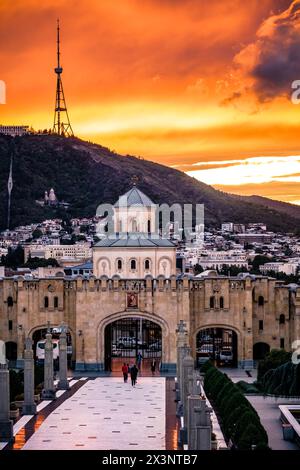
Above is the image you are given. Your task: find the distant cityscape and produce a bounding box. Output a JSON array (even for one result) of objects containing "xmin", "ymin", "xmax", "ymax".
[{"xmin": 1, "ymin": 214, "xmax": 299, "ymax": 282}]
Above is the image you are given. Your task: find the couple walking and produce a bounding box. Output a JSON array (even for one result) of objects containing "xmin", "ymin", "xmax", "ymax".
[{"xmin": 122, "ymin": 362, "xmax": 138, "ymax": 387}]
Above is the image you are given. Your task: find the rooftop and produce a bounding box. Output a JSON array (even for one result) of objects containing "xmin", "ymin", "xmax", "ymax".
[{"xmin": 114, "ymin": 186, "xmax": 155, "ymax": 208}]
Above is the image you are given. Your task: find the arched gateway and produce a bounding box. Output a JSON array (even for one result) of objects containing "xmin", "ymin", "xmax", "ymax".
[
  {"xmin": 104, "ymin": 317, "xmax": 162, "ymax": 372},
  {"xmin": 196, "ymin": 327, "xmax": 238, "ymax": 368},
  {"xmin": 96, "ymin": 311, "xmax": 172, "ymax": 372}
]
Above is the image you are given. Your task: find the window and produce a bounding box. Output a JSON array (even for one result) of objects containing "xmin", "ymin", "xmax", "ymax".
[
  {"xmin": 258, "ymin": 296, "xmax": 264, "ymax": 306},
  {"xmin": 147, "ymin": 220, "xmax": 151, "ymax": 233},
  {"xmin": 44, "ymin": 296, "xmax": 49, "ymax": 308},
  {"xmin": 132, "ymin": 219, "xmax": 137, "ymax": 232},
  {"xmin": 8, "ymin": 320, "xmax": 13, "ymax": 331},
  {"xmin": 7, "ymin": 296, "xmax": 13, "ymax": 307},
  {"xmin": 210, "ymin": 296, "xmax": 215, "ymax": 309},
  {"xmin": 117, "ymin": 259, "xmax": 122, "ymax": 270},
  {"xmin": 130, "ymin": 259, "xmax": 136, "ymax": 270},
  {"xmin": 54, "ymin": 296, "xmax": 58, "ymax": 309},
  {"xmin": 145, "ymin": 259, "xmax": 150, "ymax": 270},
  {"xmin": 259, "ymin": 320, "xmax": 264, "ymax": 331},
  {"xmin": 279, "ymin": 314, "xmax": 285, "ymax": 325},
  {"xmin": 280, "ymin": 338, "xmax": 285, "ymax": 349},
  {"xmin": 220, "ymin": 296, "xmax": 224, "ymax": 309}
]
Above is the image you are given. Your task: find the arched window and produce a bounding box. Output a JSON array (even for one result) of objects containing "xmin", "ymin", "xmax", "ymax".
[
  {"xmin": 44, "ymin": 296, "xmax": 49, "ymax": 308},
  {"xmin": 54, "ymin": 296, "xmax": 58, "ymax": 309},
  {"xmin": 220, "ymin": 296, "xmax": 224, "ymax": 309},
  {"xmin": 130, "ymin": 259, "xmax": 137, "ymax": 270},
  {"xmin": 117, "ymin": 259, "xmax": 122, "ymax": 271},
  {"xmin": 258, "ymin": 295, "xmax": 264, "ymax": 306},
  {"xmin": 7, "ymin": 296, "xmax": 13, "ymax": 307},
  {"xmin": 132, "ymin": 219, "xmax": 137, "ymax": 232},
  {"xmin": 147, "ymin": 220, "xmax": 151, "ymax": 233},
  {"xmin": 279, "ymin": 314, "xmax": 285, "ymax": 325},
  {"xmin": 145, "ymin": 259, "xmax": 150, "ymax": 270},
  {"xmin": 210, "ymin": 296, "xmax": 215, "ymax": 309}
]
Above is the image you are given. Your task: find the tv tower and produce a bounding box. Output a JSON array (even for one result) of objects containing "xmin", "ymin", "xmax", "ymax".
[{"xmin": 53, "ymin": 19, "xmax": 74, "ymax": 137}]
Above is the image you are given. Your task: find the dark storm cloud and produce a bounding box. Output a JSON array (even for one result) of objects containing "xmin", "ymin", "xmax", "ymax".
[{"xmin": 250, "ymin": 0, "xmax": 300, "ymax": 100}]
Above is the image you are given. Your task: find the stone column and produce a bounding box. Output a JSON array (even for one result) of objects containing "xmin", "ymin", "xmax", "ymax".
[
  {"xmin": 188, "ymin": 397, "xmax": 212, "ymax": 450},
  {"xmin": 176, "ymin": 320, "xmax": 189, "ymax": 385},
  {"xmin": 182, "ymin": 351, "xmax": 194, "ymax": 424},
  {"xmin": 41, "ymin": 332, "xmax": 56, "ymax": 400},
  {"xmin": 22, "ymin": 337, "xmax": 37, "ymax": 415},
  {"xmin": 58, "ymin": 323, "xmax": 69, "ymax": 390},
  {"xmin": 0, "ymin": 340, "xmax": 14, "ymax": 443}
]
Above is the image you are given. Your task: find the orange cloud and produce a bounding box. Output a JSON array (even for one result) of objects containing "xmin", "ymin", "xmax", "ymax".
[{"xmin": 1, "ymin": 0, "xmax": 300, "ymax": 204}]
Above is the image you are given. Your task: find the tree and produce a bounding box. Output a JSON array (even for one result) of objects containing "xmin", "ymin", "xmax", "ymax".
[
  {"xmin": 258, "ymin": 349, "xmax": 291, "ymax": 382},
  {"xmin": 32, "ymin": 228, "xmax": 43, "ymax": 239},
  {"xmin": 1, "ymin": 245, "xmax": 24, "ymax": 268},
  {"xmin": 251, "ymin": 255, "xmax": 272, "ymax": 273}
]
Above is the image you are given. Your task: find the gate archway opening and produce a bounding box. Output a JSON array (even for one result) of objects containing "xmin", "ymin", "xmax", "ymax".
[
  {"xmin": 104, "ymin": 317, "xmax": 162, "ymax": 373},
  {"xmin": 196, "ymin": 327, "xmax": 238, "ymax": 368},
  {"xmin": 5, "ymin": 341, "xmax": 17, "ymax": 365},
  {"xmin": 31, "ymin": 327, "xmax": 73, "ymax": 369},
  {"xmin": 253, "ymin": 342, "xmax": 270, "ymax": 361}
]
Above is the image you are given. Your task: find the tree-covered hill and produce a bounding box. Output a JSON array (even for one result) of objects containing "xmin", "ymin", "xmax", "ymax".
[{"xmin": 0, "ymin": 134, "xmax": 299, "ymax": 232}]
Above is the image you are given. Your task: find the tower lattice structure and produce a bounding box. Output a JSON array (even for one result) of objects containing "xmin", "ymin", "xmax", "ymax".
[{"xmin": 53, "ymin": 19, "xmax": 73, "ymax": 137}]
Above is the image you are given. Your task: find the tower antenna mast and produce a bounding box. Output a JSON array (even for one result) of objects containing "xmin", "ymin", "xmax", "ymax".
[{"xmin": 53, "ymin": 19, "xmax": 74, "ymax": 137}]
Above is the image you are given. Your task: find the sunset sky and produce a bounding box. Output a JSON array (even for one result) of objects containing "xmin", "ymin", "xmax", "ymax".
[{"xmin": 1, "ymin": 0, "xmax": 300, "ymax": 203}]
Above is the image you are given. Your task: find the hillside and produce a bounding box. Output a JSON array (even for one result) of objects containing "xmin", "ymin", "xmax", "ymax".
[
  {"xmin": 0, "ymin": 134, "xmax": 300, "ymax": 233},
  {"xmin": 244, "ymin": 195, "xmax": 300, "ymax": 220}
]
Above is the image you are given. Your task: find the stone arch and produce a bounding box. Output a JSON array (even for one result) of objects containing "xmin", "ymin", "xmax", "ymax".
[
  {"xmin": 193, "ymin": 323, "xmax": 242, "ymax": 366},
  {"xmin": 253, "ymin": 342, "xmax": 270, "ymax": 360},
  {"xmin": 5, "ymin": 341, "xmax": 17, "ymax": 361},
  {"xmin": 28, "ymin": 323, "xmax": 76, "ymax": 363},
  {"xmin": 158, "ymin": 256, "xmax": 173, "ymax": 277},
  {"xmin": 96, "ymin": 310, "xmax": 171, "ymax": 368},
  {"xmin": 96, "ymin": 257, "xmax": 111, "ymax": 277},
  {"xmin": 115, "ymin": 257, "xmax": 124, "ymax": 272}
]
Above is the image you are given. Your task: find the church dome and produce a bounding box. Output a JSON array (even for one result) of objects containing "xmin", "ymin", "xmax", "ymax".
[{"xmin": 114, "ymin": 186, "xmax": 155, "ymax": 208}]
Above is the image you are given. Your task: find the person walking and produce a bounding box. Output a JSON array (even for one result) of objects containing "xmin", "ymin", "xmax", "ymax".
[
  {"xmin": 150, "ymin": 359, "xmax": 156, "ymax": 376},
  {"xmin": 122, "ymin": 362, "xmax": 128, "ymax": 383},
  {"xmin": 130, "ymin": 364, "xmax": 138, "ymax": 387}
]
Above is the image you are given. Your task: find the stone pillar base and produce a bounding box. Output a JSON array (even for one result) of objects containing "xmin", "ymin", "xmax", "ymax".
[
  {"xmin": 15, "ymin": 359, "xmax": 24, "ymax": 369},
  {"xmin": 22, "ymin": 403, "xmax": 37, "ymax": 415},
  {"xmin": 160, "ymin": 363, "xmax": 177, "ymax": 374},
  {"xmin": 41, "ymin": 389, "xmax": 56, "ymax": 400},
  {"xmin": 75, "ymin": 362, "xmax": 105, "ymax": 372},
  {"xmin": 178, "ymin": 426, "xmax": 187, "ymax": 448},
  {"xmin": 58, "ymin": 380, "xmax": 70, "ymax": 390},
  {"xmin": 0, "ymin": 420, "xmax": 14, "ymax": 443},
  {"xmin": 238, "ymin": 359, "xmax": 254, "ymax": 369}
]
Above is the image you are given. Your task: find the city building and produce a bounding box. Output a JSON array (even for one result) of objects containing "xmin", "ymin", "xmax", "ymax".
[
  {"xmin": 1, "ymin": 186, "xmax": 299, "ymax": 374},
  {"xmin": 23, "ymin": 243, "xmax": 92, "ymax": 265},
  {"xmin": 0, "ymin": 125, "xmax": 30, "ymax": 136}
]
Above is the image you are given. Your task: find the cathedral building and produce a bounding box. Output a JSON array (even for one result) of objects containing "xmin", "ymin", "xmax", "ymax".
[{"xmin": 1, "ymin": 186, "xmax": 300, "ymax": 373}]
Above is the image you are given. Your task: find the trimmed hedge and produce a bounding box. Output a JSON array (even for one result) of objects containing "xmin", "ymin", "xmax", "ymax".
[
  {"xmin": 202, "ymin": 362, "xmax": 269, "ymax": 450},
  {"xmin": 260, "ymin": 360, "xmax": 300, "ymax": 397}
]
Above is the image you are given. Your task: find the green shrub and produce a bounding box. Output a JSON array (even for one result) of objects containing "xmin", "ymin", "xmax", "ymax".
[
  {"xmin": 237, "ymin": 423, "xmax": 268, "ymax": 450},
  {"xmin": 289, "ymin": 363, "xmax": 300, "ymax": 396},
  {"xmin": 257, "ymin": 349, "xmax": 291, "ymax": 382},
  {"xmin": 202, "ymin": 364, "xmax": 268, "ymax": 447}
]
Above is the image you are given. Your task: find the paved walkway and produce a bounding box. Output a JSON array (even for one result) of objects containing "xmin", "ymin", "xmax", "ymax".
[
  {"xmin": 220, "ymin": 368, "xmax": 298, "ymax": 449},
  {"xmin": 221, "ymin": 367, "xmax": 257, "ymax": 383},
  {"xmin": 22, "ymin": 377, "xmax": 166, "ymax": 450},
  {"xmin": 247, "ymin": 396, "xmax": 299, "ymax": 450}
]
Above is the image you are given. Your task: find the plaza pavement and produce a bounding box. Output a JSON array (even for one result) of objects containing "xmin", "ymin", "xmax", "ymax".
[
  {"xmin": 22, "ymin": 377, "xmax": 166, "ymax": 450},
  {"xmin": 222, "ymin": 367, "xmax": 299, "ymax": 450}
]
